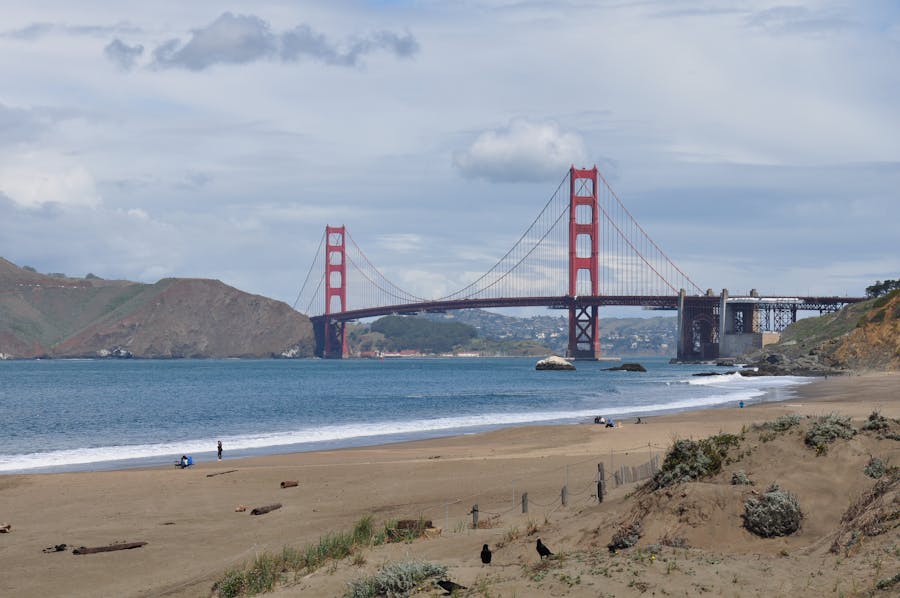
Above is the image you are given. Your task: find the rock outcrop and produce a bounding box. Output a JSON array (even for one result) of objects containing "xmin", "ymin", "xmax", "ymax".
[
  {"xmin": 604, "ymin": 362, "xmax": 647, "ymax": 372},
  {"xmin": 535, "ymin": 355, "xmax": 576, "ymax": 370},
  {"xmin": 741, "ymin": 290, "xmax": 900, "ymax": 374}
]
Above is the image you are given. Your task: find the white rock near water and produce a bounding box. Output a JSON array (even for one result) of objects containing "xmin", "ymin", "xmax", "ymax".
[{"xmin": 535, "ymin": 355, "xmax": 576, "ymax": 370}]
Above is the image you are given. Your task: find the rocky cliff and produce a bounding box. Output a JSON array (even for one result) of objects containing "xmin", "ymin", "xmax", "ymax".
[
  {"xmin": 0, "ymin": 258, "xmax": 314, "ymax": 359},
  {"xmin": 744, "ymin": 290, "xmax": 900, "ymax": 374}
]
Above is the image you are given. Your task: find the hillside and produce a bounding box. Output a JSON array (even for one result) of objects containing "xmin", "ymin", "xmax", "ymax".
[
  {"xmin": 0, "ymin": 258, "xmax": 314, "ymax": 359},
  {"xmin": 746, "ymin": 291, "xmax": 900, "ymax": 373},
  {"xmin": 420, "ymin": 309, "xmax": 677, "ymax": 356},
  {"xmin": 345, "ymin": 315, "xmax": 549, "ymax": 356}
]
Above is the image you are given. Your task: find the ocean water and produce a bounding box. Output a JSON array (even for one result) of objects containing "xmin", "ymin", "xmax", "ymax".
[{"xmin": 0, "ymin": 357, "xmax": 809, "ymax": 473}]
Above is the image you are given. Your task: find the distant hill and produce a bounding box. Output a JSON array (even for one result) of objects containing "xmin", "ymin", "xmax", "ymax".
[
  {"xmin": 420, "ymin": 309, "xmax": 677, "ymax": 356},
  {"xmin": 0, "ymin": 258, "xmax": 314, "ymax": 359},
  {"xmin": 746, "ymin": 290, "xmax": 900, "ymax": 372}
]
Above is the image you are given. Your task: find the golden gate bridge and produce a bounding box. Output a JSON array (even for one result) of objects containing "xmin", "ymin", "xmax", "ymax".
[{"xmin": 295, "ymin": 166, "xmax": 862, "ymax": 360}]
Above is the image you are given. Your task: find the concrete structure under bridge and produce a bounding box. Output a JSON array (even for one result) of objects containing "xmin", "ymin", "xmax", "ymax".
[{"xmin": 675, "ymin": 289, "xmax": 862, "ymax": 361}]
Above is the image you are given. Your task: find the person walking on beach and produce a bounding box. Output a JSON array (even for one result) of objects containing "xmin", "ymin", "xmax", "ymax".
[{"xmin": 217, "ymin": 441, "xmax": 223, "ymax": 460}]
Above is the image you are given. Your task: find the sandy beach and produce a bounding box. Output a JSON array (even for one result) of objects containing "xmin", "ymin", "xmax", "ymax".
[{"xmin": 1, "ymin": 372, "xmax": 898, "ymax": 597}]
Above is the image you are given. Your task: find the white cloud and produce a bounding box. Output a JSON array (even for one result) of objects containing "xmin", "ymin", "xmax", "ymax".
[
  {"xmin": 375, "ymin": 233, "xmax": 424, "ymax": 253},
  {"xmin": 0, "ymin": 152, "xmax": 100, "ymax": 208},
  {"xmin": 454, "ymin": 119, "xmax": 589, "ymax": 182}
]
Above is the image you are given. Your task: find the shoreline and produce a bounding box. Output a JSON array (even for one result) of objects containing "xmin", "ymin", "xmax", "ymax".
[
  {"xmin": 2, "ymin": 371, "xmax": 813, "ymax": 475},
  {"xmin": 2, "ymin": 371, "xmax": 897, "ymax": 598}
]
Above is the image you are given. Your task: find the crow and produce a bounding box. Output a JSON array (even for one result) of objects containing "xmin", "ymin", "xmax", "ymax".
[
  {"xmin": 436, "ymin": 579, "xmax": 467, "ymax": 594},
  {"xmin": 536, "ymin": 538, "xmax": 553, "ymax": 559},
  {"xmin": 480, "ymin": 543, "xmax": 492, "ymax": 564}
]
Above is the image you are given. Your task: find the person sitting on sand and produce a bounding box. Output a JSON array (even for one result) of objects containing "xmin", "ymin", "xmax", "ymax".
[
  {"xmin": 180, "ymin": 455, "xmax": 188, "ymax": 468},
  {"xmin": 605, "ymin": 418, "xmax": 615, "ymax": 428}
]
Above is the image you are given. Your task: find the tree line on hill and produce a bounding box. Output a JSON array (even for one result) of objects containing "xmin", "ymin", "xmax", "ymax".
[{"xmin": 866, "ymin": 279, "xmax": 900, "ymax": 298}]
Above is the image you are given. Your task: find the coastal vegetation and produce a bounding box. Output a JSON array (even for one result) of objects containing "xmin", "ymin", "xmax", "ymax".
[
  {"xmin": 212, "ymin": 516, "xmax": 431, "ymax": 597},
  {"xmin": 344, "ymin": 560, "xmax": 448, "ymax": 598},
  {"xmin": 642, "ymin": 433, "xmax": 741, "ymax": 491},
  {"xmin": 742, "ymin": 484, "xmax": 803, "ymax": 537}
]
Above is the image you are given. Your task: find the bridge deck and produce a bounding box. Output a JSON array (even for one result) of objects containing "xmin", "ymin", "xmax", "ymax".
[{"xmin": 310, "ymin": 295, "xmax": 864, "ymax": 323}]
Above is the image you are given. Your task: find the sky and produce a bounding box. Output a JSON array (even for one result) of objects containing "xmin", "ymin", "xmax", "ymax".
[{"xmin": 1, "ymin": 0, "xmax": 899, "ymax": 318}]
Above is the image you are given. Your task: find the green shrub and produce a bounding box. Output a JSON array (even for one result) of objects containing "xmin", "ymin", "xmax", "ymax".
[
  {"xmin": 861, "ymin": 411, "xmax": 890, "ymax": 432},
  {"xmin": 752, "ymin": 415, "xmax": 801, "ymax": 433},
  {"xmin": 608, "ymin": 521, "xmax": 642, "ymax": 551},
  {"xmin": 645, "ymin": 433, "xmax": 741, "ymax": 490},
  {"xmin": 743, "ymin": 484, "xmax": 803, "ymax": 537},
  {"xmin": 864, "ymin": 457, "xmax": 887, "ymax": 479},
  {"xmin": 875, "ymin": 571, "xmax": 900, "ymax": 591},
  {"xmin": 731, "ymin": 470, "xmax": 753, "ymax": 485},
  {"xmin": 213, "ymin": 569, "xmax": 246, "ymax": 598},
  {"xmin": 804, "ymin": 413, "xmax": 856, "ymax": 454},
  {"xmin": 344, "ymin": 560, "xmax": 447, "ymax": 598}
]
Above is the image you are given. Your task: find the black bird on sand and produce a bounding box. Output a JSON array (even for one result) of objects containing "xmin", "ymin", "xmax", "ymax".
[
  {"xmin": 436, "ymin": 579, "xmax": 467, "ymax": 594},
  {"xmin": 480, "ymin": 543, "xmax": 492, "ymax": 564},
  {"xmin": 536, "ymin": 538, "xmax": 553, "ymax": 559}
]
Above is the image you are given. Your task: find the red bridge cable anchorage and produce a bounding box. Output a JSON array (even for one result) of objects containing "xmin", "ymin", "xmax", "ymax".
[
  {"xmin": 596, "ymin": 170, "xmax": 703, "ymax": 295},
  {"xmin": 292, "ymin": 229, "xmax": 327, "ymax": 310},
  {"xmin": 345, "ymin": 231, "xmax": 426, "ymax": 303},
  {"xmin": 436, "ymin": 173, "xmax": 570, "ymax": 301}
]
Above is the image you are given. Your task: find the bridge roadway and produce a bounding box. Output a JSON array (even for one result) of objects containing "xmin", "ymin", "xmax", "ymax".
[{"xmin": 309, "ymin": 294, "xmax": 862, "ymax": 324}]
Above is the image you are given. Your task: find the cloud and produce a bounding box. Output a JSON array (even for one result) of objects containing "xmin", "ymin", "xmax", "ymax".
[
  {"xmin": 152, "ymin": 13, "xmax": 276, "ymax": 71},
  {"xmin": 148, "ymin": 12, "xmax": 419, "ymax": 71},
  {"xmin": 453, "ymin": 120, "xmax": 589, "ymax": 182},
  {"xmin": 375, "ymin": 233, "xmax": 424, "ymax": 253},
  {"xmin": 281, "ymin": 26, "xmax": 419, "ymax": 66},
  {"xmin": 0, "ymin": 103, "xmax": 46, "ymax": 146},
  {"xmin": 104, "ymin": 39, "xmax": 144, "ymax": 70},
  {"xmin": 3, "ymin": 21, "xmax": 139, "ymax": 40},
  {"xmin": 0, "ymin": 153, "xmax": 101, "ymax": 209},
  {"xmin": 744, "ymin": 5, "xmax": 853, "ymax": 36}
]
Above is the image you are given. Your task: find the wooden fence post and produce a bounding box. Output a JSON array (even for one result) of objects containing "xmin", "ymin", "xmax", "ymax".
[
  {"xmin": 561, "ymin": 486, "xmax": 568, "ymax": 507},
  {"xmin": 598, "ymin": 463, "xmax": 605, "ymax": 502},
  {"xmin": 522, "ymin": 492, "xmax": 528, "ymax": 513},
  {"xmin": 471, "ymin": 504, "xmax": 478, "ymax": 528}
]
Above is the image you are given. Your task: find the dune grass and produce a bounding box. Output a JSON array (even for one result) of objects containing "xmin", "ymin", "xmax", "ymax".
[{"xmin": 212, "ymin": 516, "xmax": 420, "ymax": 597}]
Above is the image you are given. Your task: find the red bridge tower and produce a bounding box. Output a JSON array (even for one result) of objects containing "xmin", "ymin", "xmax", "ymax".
[
  {"xmin": 323, "ymin": 225, "xmax": 347, "ymax": 358},
  {"xmin": 567, "ymin": 166, "xmax": 601, "ymax": 360}
]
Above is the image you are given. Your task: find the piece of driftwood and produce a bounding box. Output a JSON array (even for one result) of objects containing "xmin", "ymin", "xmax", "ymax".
[
  {"xmin": 73, "ymin": 541, "xmax": 147, "ymax": 555},
  {"xmin": 206, "ymin": 469, "xmax": 238, "ymax": 478},
  {"xmin": 235, "ymin": 504, "xmax": 248, "ymax": 512},
  {"xmin": 250, "ymin": 503, "xmax": 282, "ymax": 516},
  {"xmin": 280, "ymin": 480, "xmax": 299, "ymax": 488},
  {"xmin": 396, "ymin": 519, "xmax": 432, "ymax": 530},
  {"xmin": 0, "ymin": 523, "xmax": 11, "ymax": 533}
]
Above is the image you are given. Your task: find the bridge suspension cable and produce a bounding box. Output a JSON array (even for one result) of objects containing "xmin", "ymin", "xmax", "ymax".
[{"xmin": 293, "ymin": 167, "xmax": 703, "ymax": 316}]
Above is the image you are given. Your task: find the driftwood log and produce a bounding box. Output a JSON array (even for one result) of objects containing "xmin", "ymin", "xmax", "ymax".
[
  {"xmin": 0, "ymin": 523, "xmax": 11, "ymax": 533},
  {"xmin": 250, "ymin": 503, "xmax": 282, "ymax": 516},
  {"xmin": 280, "ymin": 480, "xmax": 299, "ymax": 488},
  {"xmin": 206, "ymin": 469, "xmax": 238, "ymax": 478},
  {"xmin": 73, "ymin": 541, "xmax": 147, "ymax": 555}
]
